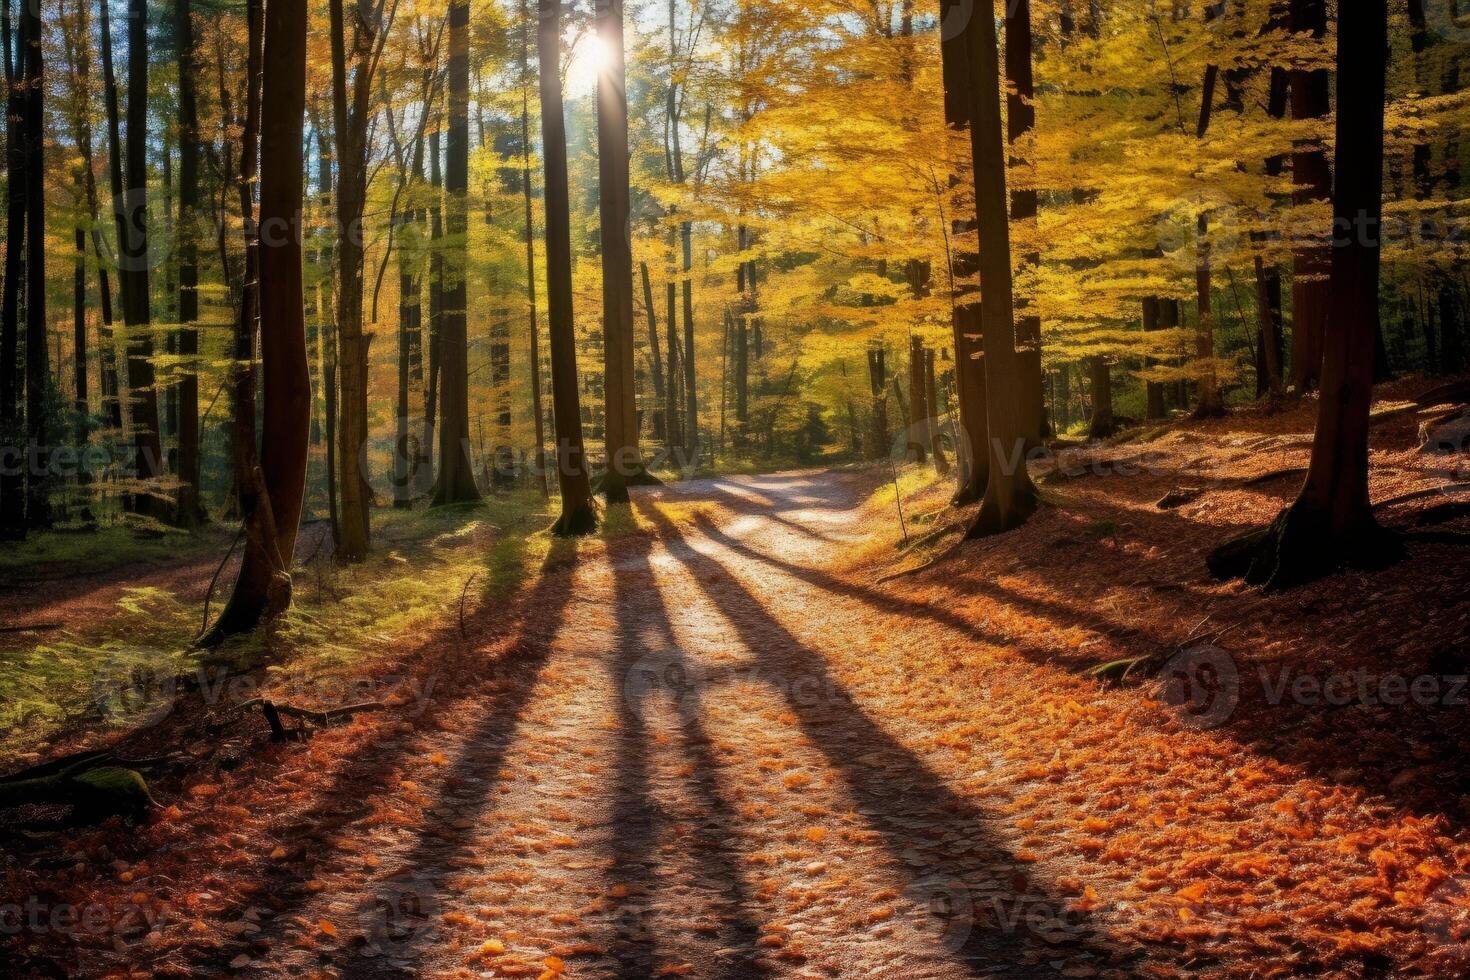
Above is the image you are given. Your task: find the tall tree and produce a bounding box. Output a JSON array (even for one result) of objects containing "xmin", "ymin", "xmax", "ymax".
[
  {"xmin": 120, "ymin": 0, "xmax": 167, "ymax": 521},
  {"xmin": 537, "ymin": 0, "xmax": 597, "ymax": 536},
  {"xmin": 330, "ymin": 0, "xmax": 394, "ymax": 558},
  {"xmin": 0, "ymin": 0, "xmax": 26, "ymax": 539},
  {"xmin": 432, "ymin": 0, "xmax": 480, "ymax": 506},
  {"xmin": 952, "ymin": 0, "xmax": 1038, "ymax": 538},
  {"xmin": 1005, "ymin": 0, "xmax": 1045, "ymax": 445},
  {"xmin": 1286, "ymin": 0, "xmax": 1330, "ymax": 393},
  {"xmin": 596, "ymin": 0, "xmax": 653, "ymax": 501},
  {"xmin": 21, "ymin": 0, "xmax": 46, "ymax": 527},
  {"xmin": 937, "ymin": 0, "xmax": 988, "ymax": 505},
  {"xmin": 175, "ymin": 0, "xmax": 204, "ymax": 525},
  {"xmin": 520, "ymin": 0, "xmax": 547, "ymax": 496},
  {"xmin": 1209, "ymin": 0, "xmax": 1400, "ymax": 589},
  {"xmin": 201, "ymin": 0, "xmax": 310, "ymax": 642},
  {"xmin": 65, "ymin": 0, "xmax": 122, "ymax": 434}
]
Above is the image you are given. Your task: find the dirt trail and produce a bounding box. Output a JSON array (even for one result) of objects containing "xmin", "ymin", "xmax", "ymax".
[
  {"xmin": 220, "ymin": 471, "xmax": 1114, "ymax": 978},
  {"xmin": 23, "ymin": 459, "xmax": 1470, "ymax": 978}
]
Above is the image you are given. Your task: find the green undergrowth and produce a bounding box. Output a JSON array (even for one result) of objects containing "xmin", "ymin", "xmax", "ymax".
[
  {"xmin": 0, "ymin": 490, "xmax": 576, "ymax": 768},
  {"xmin": 0, "ymin": 520, "xmax": 229, "ymax": 576}
]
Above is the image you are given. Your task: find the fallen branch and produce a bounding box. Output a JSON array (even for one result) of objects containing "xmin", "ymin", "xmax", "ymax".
[
  {"xmin": 459, "ymin": 572, "xmax": 479, "ymax": 638},
  {"xmin": 235, "ymin": 697, "xmax": 385, "ymax": 742}
]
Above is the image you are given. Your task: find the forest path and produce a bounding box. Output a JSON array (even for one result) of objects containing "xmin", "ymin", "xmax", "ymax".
[{"xmin": 248, "ymin": 470, "xmax": 1114, "ymax": 979}]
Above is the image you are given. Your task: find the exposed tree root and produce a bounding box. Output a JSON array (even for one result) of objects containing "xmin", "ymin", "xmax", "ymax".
[
  {"xmin": 1207, "ymin": 501, "xmax": 1405, "ymax": 590},
  {"xmin": 551, "ymin": 503, "xmax": 600, "ymax": 538},
  {"xmin": 965, "ymin": 486, "xmax": 1040, "ymax": 540},
  {"xmin": 1156, "ymin": 467, "xmax": 1309, "ymax": 510}
]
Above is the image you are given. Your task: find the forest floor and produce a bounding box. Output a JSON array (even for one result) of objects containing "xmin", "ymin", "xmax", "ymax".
[{"xmin": 6, "ymin": 377, "xmax": 1470, "ymax": 978}]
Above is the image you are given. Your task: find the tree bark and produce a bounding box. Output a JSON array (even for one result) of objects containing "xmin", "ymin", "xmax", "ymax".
[
  {"xmin": 1087, "ymin": 357, "xmax": 1114, "ymax": 439},
  {"xmin": 21, "ymin": 0, "xmax": 47, "ymax": 528},
  {"xmin": 906, "ymin": 335, "xmax": 928, "ymax": 464},
  {"xmin": 329, "ymin": 0, "xmax": 381, "ymax": 558},
  {"xmin": 1287, "ymin": 0, "xmax": 1330, "ymax": 393},
  {"xmin": 925, "ymin": 347, "xmax": 949, "ymax": 475},
  {"xmin": 641, "ymin": 261, "xmax": 666, "ymax": 444},
  {"xmin": 538, "ymin": 0, "xmax": 597, "ymax": 535},
  {"xmin": 1005, "ymin": 0, "xmax": 1045, "ymax": 445},
  {"xmin": 1142, "ymin": 297, "xmax": 1166, "ymax": 420},
  {"xmin": 952, "ymin": 0, "xmax": 1038, "ymax": 537},
  {"xmin": 0, "ymin": 0, "xmax": 26, "ymax": 538},
  {"xmin": 938, "ymin": 0, "xmax": 988, "ymax": 506},
  {"xmin": 201, "ymin": 0, "xmax": 310, "ymax": 641},
  {"xmin": 520, "ymin": 0, "xmax": 548, "ymax": 496},
  {"xmin": 119, "ymin": 0, "xmax": 167, "ymax": 521},
  {"xmin": 432, "ymin": 0, "xmax": 481, "ymax": 506},
  {"xmin": 595, "ymin": 0, "xmax": 647, "ymax": 502},
  {"xmin": 175, "ymin": 0, "xmax": 204, "ymax": 525},
  {"xmin": 1209, "ymin": 0, "xmax": 1399, "ymax": 589}
]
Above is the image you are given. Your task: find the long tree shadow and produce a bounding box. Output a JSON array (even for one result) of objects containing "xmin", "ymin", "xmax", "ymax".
[
  {"xmin": 690, "ymin": 510, "xmax": 1181, "ymax": 675},
  {"xmin": 639, "ymin": 502, "xmax": 1125, "ymax": 975},
  {"xmin": 604, "ymin": 513, "xmax": 769, "ymax": 978},
  {"xmin": 231, "ymin": 539, "xmax": 580, "ymax": 976},
  {"xmin": 696, "ymin": 481, "xmax": 1470, "ymax": 835}
]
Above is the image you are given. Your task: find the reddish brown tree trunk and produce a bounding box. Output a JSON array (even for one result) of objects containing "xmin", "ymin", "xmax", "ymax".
[
  {"xmin": 201, "ymin": 0, "xmax": 309, "ymax": 641},
  {"xmin": 953, "ymin": 0, "xmax": 1038, "ymax": 537},
  {"xmin": 1287, "ymin": 0, "xmax": 1330, "ymax": 393},
  {"xmin": 538, "ymin": 0, "xmax": 597, "ymax": 535},
  {"xmin": 938, "ymin": 0, "xmax": 990, "ymax": 506},
  {"xmin": 1210, "ymin": 0, "xmax": 1399, "ymax": 589}
]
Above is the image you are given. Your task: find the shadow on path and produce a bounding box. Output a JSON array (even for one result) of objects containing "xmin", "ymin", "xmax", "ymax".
[{"xmin": 641, "ymin": 502, "xmax": 1124, "ymax": 975}]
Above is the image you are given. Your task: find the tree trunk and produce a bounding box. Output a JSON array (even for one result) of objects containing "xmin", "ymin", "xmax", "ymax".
[
  {"xmin": 665, "ymin": 277, "xmax": 682, "ymax": 453},
  {"xmin": 1143, "ymin": 297, "xmax": 1166, "ymax": 420},
  {"xmin": 925, "ymin": 347, "xmax": 949, "ymax": 475},
  {"xmin": 520, "ymin": 2, "xmax": 547, "ymax": 496},
  {"xmin": 314, "ymin": 121, "xmax": 341, "ymax": 546},
  {"xmin": 21, "ymin": 0, "xmax": 46, "ymax": 528},
  {"xmin": 1287, "ymin": 0, "xmax": 1330, "ymax": 393},
  {"xmin": 866, "ymin": 346, "xmax": 888, "ymax": 459},
  {"xmin": 0, "ymin": 0, "xmax": 26, "ymax": 538},
  {"xmin": 1253, "ymin": 255, "xmax": 1284, "ymax": 401},
  {"xmin": 175, "ymin": 0, "xmax": 203, "ymax": 525},
  {"xmin": 120, "ymin": 0, "xmax": 167, "ymax": 521},
  {"xmin": 595, "ymin": 0, "xmax": 648, "ymax": 502},
  {"xmin": 62, "ymin": 1, "xmax": 121, "ymax": 436},
  {"xmin": 951, "ymin": 0, "xmax": 1038, "ymax": 537},
  {"xmin": 682, "ymin": 221, "xmax": 698, "ymax": 465},
  {"xmin": 201, "ymin": 0, "xmax": 310, "ymax": 643},
  {"xmin": 1209, "ymin": 0, "xmax": 1399, "ymax": 589},
  {"xmin": 906, "ymin": 335, "xmax": 928, "ymax": 464},
  {"xmin": 640, "ymin": 261, "xmax": 666, "ymax": 444},
  {"xmin": 1087, "ymin": 357, "xmax": 1114, "ymax": 440},
  {"xmin": 538, "ymin": 0, "xmax": 597, "ymax": 535},
  {"xmin": 329, "ymin": 0, "xmax": 377, "ymax": 558},
  {"xmin": 432, "ymin": 0, "xmax": 481, "ymax": 507},
  {"xmin": 1005, "ymin": 0, "xmax": 1045, "ymax": 445},
  {"xmin": 938, "ymin": 0, "xmax": 988, "ymax": 506}
]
